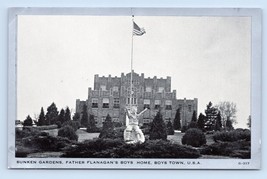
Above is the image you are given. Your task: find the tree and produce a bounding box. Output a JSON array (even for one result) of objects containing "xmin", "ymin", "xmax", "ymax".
[
  {"xmin": 23, "ymin": 115, "xmax": 33, "ymax": 127},
  {"xmin": 99, "ymin": 114, "xmax": 115, "ymax": 139},
  {"xmin": 166, "ymin": 119, "xmax": 174, "ymax": 135},
  {"xmin": 197, "ymin": 113, "xmax": 205, "ymax": 131},
  {"xmin": 73, "ymin": 113, "xmax": 80, "ymax": 121},
  {"xmin": 173, "ymin": 108, "xmax": 181, "ymax": 130},
  {"xmin": 247, "ymin": 115, "xmax": 251, "ymax": 129},
  {"xmin": 226, "ymin": 117, "xmax": 234, "ymax": 131},
  {"xmin": 215, "ymin": 111, "xmax": 222, "ymax": 131},
  {"xmin": 204, "ymin": 102, "xmax": 218, "ymax": 131},
  {"xmin": 81, "ymin": 104, "xmax": 88, "ymax": 127},
  {"xmin": 215, "ymin": 101, "xmax": 237, "ymax": 128},
  {"xmin": 149, "ymin": 111, "xmax": 167, "ymax": 140},
  {"xmin": 38, "ymin": 107, "xmax": 46, "ymax": 126},
  {"xmin": 87, "ymin": 114, "xmax": 97, "ymax": 132},
  {"xmin": 191, "ymin": 110, "xmax": 197, "ymax": 122},
  {"xmin": 45, "ymin": 102, "xmax": 59, "ymax": 125},
  {"xmin": 64, "ymin": 107, "xmax": 71, "ymax": 122},
  {"xmin": 58, "ymin": 109, "xmax": 65, "ymax": 124}
]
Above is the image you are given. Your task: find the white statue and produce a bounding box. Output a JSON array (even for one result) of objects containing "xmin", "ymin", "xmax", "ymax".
[{"xmin": 124, "ymin": 106, "xmax": 148, "ymax": 144}]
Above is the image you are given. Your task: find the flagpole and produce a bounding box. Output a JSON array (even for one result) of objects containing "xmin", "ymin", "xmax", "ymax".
[{"xmin": 130, "ymin": 15, "xmax": 134, "ymax": 109}]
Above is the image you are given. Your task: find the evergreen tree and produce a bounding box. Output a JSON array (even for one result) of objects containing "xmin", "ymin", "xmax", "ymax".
[
  {"xmin": 166, "ymin": 119, "xmax": 174, "ymax": 135},
  {"xmin": 64, "ymin": 107, "xmax": 71, "ymax": 122},
  {"xmin": 45, "ymin": 102, "xmax": 59, "ymax": 125},
  {"xmin": 99, "ymin": 114, "xmax": 115, "ymax": 138},
  {"xmin": 73, "ymin": 113, "xmax": 80, "ymax": 121},
  {"xmin": 204, "ymin": 102, "xmax": 218, "ymax": 131},
  {"xmin": 173, "ymin": 108, "xmax": 181, "ymax": 130},
  {"xmin": 38, "ymin": 107, "xmax": 46, "ymax": 126},
  {"xmin": 191, "ymin": 110, "xmax": 197, "ymax": 122},
  {"xmin": 58, "ymin": 109, "xmax": 65, "ymax": 124},
  {"xmin": 23, "ymin": 115, "xmax": 33, "ymax": 127},
  {"xmin": 87, "ymin": 114, "xmax": 97, "ymax": 132},
  {"xmin": 215, "ymin": 111, "xmax": 222, "ymax": 131},
  {"xmin": 226, "ymin": 117, "xmax": 234, "ymax": 131},
  {"xmin": 247, "ymin": 115, "xmax": 251, "ymax": 129},
  {"xmin": 149, "ymin": 111, "xmax": 167, "ymax": 140},
  {"xmin": 197, "ymin": 113, "xmax": 205, "ymax": 131},
  {"xmin": 81, "ymin": 104, "xmax": 88, "ymax": 127}
]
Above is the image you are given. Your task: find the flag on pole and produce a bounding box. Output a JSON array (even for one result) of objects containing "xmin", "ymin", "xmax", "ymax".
[{"xmin": 133, "ymin": 21, "xmax": 146, "ymax": 36}]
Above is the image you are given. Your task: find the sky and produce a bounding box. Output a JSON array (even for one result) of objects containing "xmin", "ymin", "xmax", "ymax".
[{"xmin": 17, "ymin": 15, "xmax": 251, "ymax": 128}]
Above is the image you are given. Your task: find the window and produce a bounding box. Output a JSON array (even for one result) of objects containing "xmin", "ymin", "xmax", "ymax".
[
  {"xmin": 102, "ymin": 98, "xmax": 109, "ymax": 108},
  {"xmin": 127, "ymin": 98, "xmax": 137, "ymax": 105},
  {"xmin": 178, "ymin": 104, "xmax": 182, "ymax": 109},
  {"xmin": 113, "ymin": 98, "xmax": 120, "ymax": 108},
  {"xmin": 113, "ymin": 86, "xmax": 119, "ymax": 92},
  {"xmin": 100, "ymin": 85, "xmax": 106, "ymax": 91},
  {"xmin": 165, "ymin": 100, "xmax": 172, "ymax": 110},
  {"xmin": 154, "ymin": 100, "xmax": 161, "ymax": 109},
  {"xmin": 144, "ymin": 99, "xmax": 150, "ymax": 109},
  {"xmin": 92, "ymin": 98, "xmax": 98, "ymax": 108},
  {"xmin": 188, "ymin": 105, "xmax": 192, "ymax": 112},
  {"xmin": 158, "ymin": 87, "xmax": 164, "ymax": 93},
  {"xmin": 145, "ymin": 87, "xmax": 152, "ymax": 92}
]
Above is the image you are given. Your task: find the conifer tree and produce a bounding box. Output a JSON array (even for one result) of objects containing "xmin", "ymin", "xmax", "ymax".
[
  {"xmin": 204, "ymin": 102, "xmax": 218, "ymax": 131},
  {"xmin": 38, "ymin": 107, "xmax": 46, "ymax": 126},
  {"xmin": 197, "ymin": 113, "xmax": 205, "ymax": 131},
  {"xmin": 23, "ymin": 115, "xmax": 33, "ymax": 127},
  {"xmin": 87, "ymin": 114, "xmax": 97, "ymax": 132},
  {"xmin": 173, "ymin": 108, "xmax": 181, "ymax": 130},
  {"xmin": 73, "ymin": 113, "xmax": 80, "ymax": 121},
  {"xmin": 58, "ymin": 109, "xmax": 65, "ymax": 124},
  {"xmin": 45, "ymin": 102, "xmax": 59, "ymax": 125},
  {"xmin": 64, "ymin": 107, "xmax": 71, "ymax": 122},
  {"xmin": 149, "ymin": 111, "xmax": 167, "ymax": 140},
  {"xmin": 166, "ymin": 119, "xmax": 174, "ymax": 135},
  {"xmin": 191, "ymin": 110, "xmax": 197, "ymax": 122},
  {"xmin": 99, "ymin": 114, "xmax": 115, "ymax": 138},
  {"xmin": 215, "ymin": 111, "xmax": 222, "ymax": 131},
  {"xmin": 81, "ymin": 104, "xmax": 88, "ymax": 127}
]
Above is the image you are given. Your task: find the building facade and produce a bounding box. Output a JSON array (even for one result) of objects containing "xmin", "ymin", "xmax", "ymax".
[{"xmin": 76, "ymin": 71, "xmax": 198, "ymax": 127}]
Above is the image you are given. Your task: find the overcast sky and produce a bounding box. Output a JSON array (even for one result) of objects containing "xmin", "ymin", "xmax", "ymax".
[{"xmin": 17, "ymin": 15, "xmax": 251, "ymax": 128}]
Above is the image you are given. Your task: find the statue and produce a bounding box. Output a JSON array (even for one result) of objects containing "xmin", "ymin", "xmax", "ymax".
[{"xmin": 124, "ymin": 106, "xmax": 148, "ymax": 144}]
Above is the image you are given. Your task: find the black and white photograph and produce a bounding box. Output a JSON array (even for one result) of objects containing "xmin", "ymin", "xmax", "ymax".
[{"xmin": 8, "ymin": 8, "xmax": 261, "ymax": 169}]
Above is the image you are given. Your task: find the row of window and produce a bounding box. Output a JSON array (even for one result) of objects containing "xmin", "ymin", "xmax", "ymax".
[
  {"xmin": 91, "ymin": 98, "xmax": 174, "ymax": 109},
  {"xmin": 99, "ymin": 85, "xmax": 166, "ymax": 93}
]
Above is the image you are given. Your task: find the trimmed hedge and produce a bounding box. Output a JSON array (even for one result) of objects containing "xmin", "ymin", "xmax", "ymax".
[
  {"xmin": 200, "ymin": 140, "xmax": 251, "ymax": 159},
  {"xmin": 213, "ymin": 129, "xmax": 251, "ymax": 142},
  {"xmin": 182, "ymin": 128, "xmax": 207, "ymax": 147},
  {"xmin": 62, "ymin": 139, "xmax": 201, "ymax": 158}
]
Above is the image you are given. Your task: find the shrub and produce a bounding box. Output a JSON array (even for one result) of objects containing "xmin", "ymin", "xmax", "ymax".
[
  {"xmin": 182, "ymin": 128, "xmax": 207, "ymax": 147},
  {"xmin": 63, "ymin": 139, "xmax": 200, "ymax": 158},
  {"xmin": 62, "ymin": 120, "xmax": 81, "ymax": 131},
  {"xmin": 200, "ymin": 140, "xmax": 251, "ymax": 159},
  {"xmin": 188, "ymin": 121, "xmax": 198, "ymax": 129},
  {"xmin": 20, "ymin": 132, "xmax": 74, "ymax": 152},
  {"xmin": 58, "ymin": 125, "xmax": 78, "ymax": 141},
  {"xmin": 213, "ymin": 129, "xmax": 251, "ymax": 142}
]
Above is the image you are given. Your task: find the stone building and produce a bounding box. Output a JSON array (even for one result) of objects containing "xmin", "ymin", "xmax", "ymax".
[{"xmin": 76, "ymin": 71, "xmax": 198, "ymax": 128}]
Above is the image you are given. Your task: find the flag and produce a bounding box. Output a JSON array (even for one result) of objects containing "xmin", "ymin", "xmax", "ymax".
[{"xmin": 133, "ymin": 21, "xmax": 146, "ymax": 36}]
